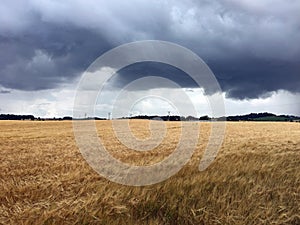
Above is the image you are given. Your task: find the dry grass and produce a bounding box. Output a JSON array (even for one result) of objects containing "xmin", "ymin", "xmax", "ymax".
[{"xmin": 0, "ymin": 120, "xmax": 299, "ymax": 224}]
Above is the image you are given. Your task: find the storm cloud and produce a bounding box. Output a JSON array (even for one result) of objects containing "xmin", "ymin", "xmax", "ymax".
[{"xmin": 0, "ymin": 0, "xmax": 300, "ymax": 99}]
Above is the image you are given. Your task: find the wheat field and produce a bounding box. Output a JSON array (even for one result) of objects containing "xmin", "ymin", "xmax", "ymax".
[{"xmin": 0, "ymin": 120, "xmax": 299, "ymax": 224}]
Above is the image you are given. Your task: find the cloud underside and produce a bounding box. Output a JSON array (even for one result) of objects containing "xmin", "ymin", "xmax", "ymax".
[{"xmin": 0, "ymin": 0, "xmax": 300, "ymax": 99}]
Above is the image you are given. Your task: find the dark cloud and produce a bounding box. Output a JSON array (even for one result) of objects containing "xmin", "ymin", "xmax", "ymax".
[
  {"xmin": 209, "ymin": 57, "xmax": 300, "ymax": 99},
  {"xmin": 0, "ymin": 21, "xmax": 112, "ymax": 90},
  {"xmin": 108, "ymin": 62, "xmax": 198, "ymax": 90},
  {"xmin": 0, "ymin": 0, "xmax": 299, "ymax": 99}
]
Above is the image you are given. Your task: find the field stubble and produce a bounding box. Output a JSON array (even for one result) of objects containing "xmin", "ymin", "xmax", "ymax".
[{"xmin": 0, "ymin": 120, "xmax": 299, "ymax": 224}]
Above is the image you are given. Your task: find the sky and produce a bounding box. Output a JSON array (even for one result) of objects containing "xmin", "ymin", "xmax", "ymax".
[{"xmin": 0, "ymin": 0, "xmax": 300, "ymax": 118}]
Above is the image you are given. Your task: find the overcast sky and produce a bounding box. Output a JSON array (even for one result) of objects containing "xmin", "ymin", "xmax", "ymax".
[{"xmin": 0, "ymin": 0, "xmax": 300, "ymax": 117}]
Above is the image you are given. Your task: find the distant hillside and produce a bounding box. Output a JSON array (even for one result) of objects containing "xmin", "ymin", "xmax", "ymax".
[
  {"xmin": 121, "ymin": 115, "xmax": 181, "ymax": 121},
  {"xmin": 0, "ymin": 114, "xmax": 106, "ymax": 121},
  {"xmin": 225, "ymin": 112, "xmax": 300, "ymax": 122},
  {"xmin": 0, "ymin": 113, "xmax": 299, "ymax": 122},
  {"xmin": 121, "ymin": 113, "xmax": 300, "ymax": 122}
]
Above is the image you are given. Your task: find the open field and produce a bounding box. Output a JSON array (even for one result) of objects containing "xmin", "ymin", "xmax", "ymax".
[{"xmin": 0, "ymin": 120, "xmax": 299, "ymax": 224}]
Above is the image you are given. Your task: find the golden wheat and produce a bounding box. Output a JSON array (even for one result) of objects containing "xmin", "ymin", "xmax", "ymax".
[{"xmin": 0, "ymin": 120, "xmax": 299, "ymax": 224}]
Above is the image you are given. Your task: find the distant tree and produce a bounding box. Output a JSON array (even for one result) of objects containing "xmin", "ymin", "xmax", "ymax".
[
  {"xmin": 199, "ymin": 115, "xmax": 210, "ymax": 121},
  {"xmin": 63, "ymin": 116, "xmax": 72, "ymax": 120}
]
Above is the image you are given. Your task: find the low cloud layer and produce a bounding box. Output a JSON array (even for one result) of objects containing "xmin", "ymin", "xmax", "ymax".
[{"xmin": 1, "ymin": 0, "xmax": 300, "ymax": 99}]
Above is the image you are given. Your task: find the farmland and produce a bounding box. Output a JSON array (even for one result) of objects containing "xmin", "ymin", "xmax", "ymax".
[{"xmin": 0, "ymin": 120, "xmax": 299, "ymax": 224}]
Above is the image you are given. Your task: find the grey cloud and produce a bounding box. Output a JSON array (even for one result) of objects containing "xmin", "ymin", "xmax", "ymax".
[
  {"xmin": 0, "ymin": 85, "xmax": 11, "ymax": 94},
  {"xmin": 0, "ymin": 21, "xmax": 112, "ymax": 90},
  {"xmin": 0, "ymin": 0, "xmax": 299, "ymax": 99},
  {"xmin": 107, "ymin": 62, "xmax": 198, "ymax": 90},
  {"xmin": 0, "ymin": 90, "xmax": 11, "ymax": 94}
]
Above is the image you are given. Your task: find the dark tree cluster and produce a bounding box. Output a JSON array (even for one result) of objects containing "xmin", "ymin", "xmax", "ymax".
[
  {"xmin": 0, "ymin": 114, "xmax": 35, "ymax": 120},
  {"xmin": 125, "ymin": 115, "xmax": 181, "ymax": 121},
  {"xmin": 226, "ymin": 112, "xmax": 300, "ymax": 122}
]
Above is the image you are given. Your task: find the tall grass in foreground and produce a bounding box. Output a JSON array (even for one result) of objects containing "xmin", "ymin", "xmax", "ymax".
[{"xmin": 0, "ymin": 121, "xmax": 299, "ymax": 224}]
